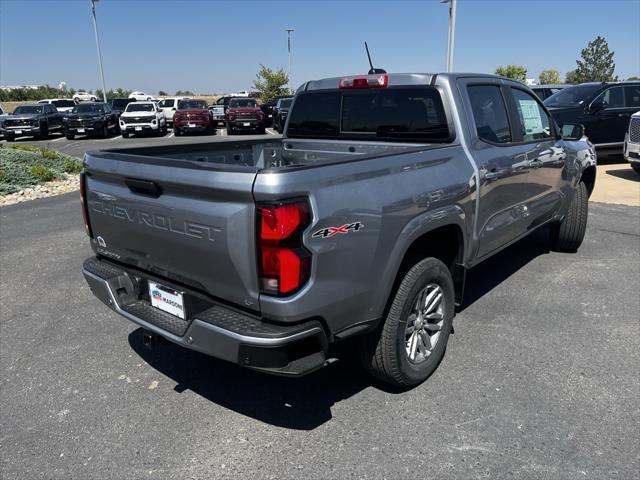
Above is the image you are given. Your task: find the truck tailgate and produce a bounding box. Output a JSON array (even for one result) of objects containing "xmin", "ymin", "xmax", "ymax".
[{"xmin": 83, "ymin": 152, "xmax": 260, "ymax": 312}]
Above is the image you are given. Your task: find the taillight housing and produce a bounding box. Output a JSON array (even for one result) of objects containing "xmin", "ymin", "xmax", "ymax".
[
  {"xmin": 79, "ymin": 172, "xmax": 93, "ymax": 238},
  {"xmin": 339, "ymin": 74, "xmax": 388, "ymax": 89},
  {"xmin": 257, "ymin": 200, "xmax": 311, "ymax": 296}
]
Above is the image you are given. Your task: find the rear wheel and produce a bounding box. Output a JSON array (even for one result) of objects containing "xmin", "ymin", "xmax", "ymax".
[
  {"xmin": 550, "ymin": 181, "xmax": 588, "ymax": 253},
  {"xmin": 358, "ymin": 257, "xmax": 454, "ymax": 389}
]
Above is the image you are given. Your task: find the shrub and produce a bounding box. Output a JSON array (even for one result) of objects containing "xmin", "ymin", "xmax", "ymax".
[
  {"xmin": 62, "ymin": 158, "xmax": 82, "ymax": 174},
  {"xmin": 0, "ymin": 147, "xmax": 81, "ymax": 195},
  {"xmin": 30, "ymin": 165, "xmax": 55, "ymax": 182}
]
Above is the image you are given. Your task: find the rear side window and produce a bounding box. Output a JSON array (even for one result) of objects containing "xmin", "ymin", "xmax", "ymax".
[
  {"xmin": 287, "ymin": 92, "xmax": 341, "ymax": 138},
  {"xmin": 467, "ymin": 85, "xmax": 511, "ymax": 144},
  {"xmin": 624, "ymin": 85, "xmax": 640, "ymax": 107},
  {"xmin": 511, "ymin": 88, "xmax": 553, "ymax": 142},
  {"xmin": 594, "ymin": 87, "xmax": 624, "ymax": 109},
  {"xmin": 287, "ymin": 87, "xmax": 450, "ymax": 142}
]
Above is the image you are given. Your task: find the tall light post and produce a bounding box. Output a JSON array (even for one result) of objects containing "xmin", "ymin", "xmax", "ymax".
[
  {"xmin": 440, "ymin": 0, "xmax": 457, "ymax": 72},
  {"xmin": 90, "ymin": 0, "xmax": 107, "ymax": 102},
  {"xmin": 285, "ymin": 28, "xmax": 294, "ymax": 94}
]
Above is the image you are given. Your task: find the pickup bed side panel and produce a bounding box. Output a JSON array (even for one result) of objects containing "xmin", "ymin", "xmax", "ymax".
[{"xmin": 253, "ymin": 146, "xmax": 475, "ymax": 334}]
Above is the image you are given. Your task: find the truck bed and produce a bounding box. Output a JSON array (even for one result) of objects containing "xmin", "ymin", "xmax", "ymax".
[{"xmin": 92, "ymin": 137, "xmax": 431, "ymax": 171}]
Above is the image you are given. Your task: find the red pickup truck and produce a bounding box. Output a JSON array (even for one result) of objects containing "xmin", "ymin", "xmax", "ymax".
[
  {"xmin": 225, "ymin": 97, "xmax": 265, "ymax": 134},
  {"xmin": 173, "ymin": 99, "xmax": 215, "ymax": 136}
]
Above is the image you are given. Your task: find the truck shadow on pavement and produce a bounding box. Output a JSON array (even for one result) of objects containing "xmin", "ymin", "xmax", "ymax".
[
  {"xmin": 128, "ymin": 329, "xmax": 372, "ymax": 430},
  {"xmin": 128, "ymin": 227, "xmax": 551, "ymax": 430}
]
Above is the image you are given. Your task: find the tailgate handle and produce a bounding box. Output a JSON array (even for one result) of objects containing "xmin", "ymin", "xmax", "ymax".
[{"xmin": 125, "ymin": 178, "xmax": 162, "ymax": 198}]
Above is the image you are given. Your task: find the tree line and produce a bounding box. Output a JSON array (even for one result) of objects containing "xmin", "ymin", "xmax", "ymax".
[{"xmin": 495, "ymin": 36, "xmax": 639, "ymax": 84}]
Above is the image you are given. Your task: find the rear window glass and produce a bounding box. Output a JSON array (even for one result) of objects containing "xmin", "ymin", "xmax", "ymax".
[
  {"xmin": 287, "ymin": 88, "xmax": 450, "ymax": 142},
  {"xmin": 157, "ymin": 99, "xmax": 175, "ymax": 108},
  {"xmin": 53, "ymin": 100, "xmax": 76, "ymax": 107}
]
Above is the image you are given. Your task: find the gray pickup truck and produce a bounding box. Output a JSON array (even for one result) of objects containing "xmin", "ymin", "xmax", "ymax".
[{"xmin": 81, "ymin": 73, "xmax": 596, "ymax": 388}]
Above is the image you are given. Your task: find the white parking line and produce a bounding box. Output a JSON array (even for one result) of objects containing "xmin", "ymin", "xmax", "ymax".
[
  {"xmin": 51, "ymin": 136, "xmax": 66, "ymax": 142},
  {"xmin": 266, "ymin": 128, "xmax": 277, "ymax": 135},
  {"xmin": 167, "ymin": 131, "xmax": 174, "ymax": 138},
  {"xmin": 220, "ymin": 129, "xmax": 227, "ymax": 137}
]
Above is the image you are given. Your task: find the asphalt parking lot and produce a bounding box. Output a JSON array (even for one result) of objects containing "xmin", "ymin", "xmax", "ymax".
[{"xmin": 1, "ymin": 187, "xmax": 638, "ymax": 478}]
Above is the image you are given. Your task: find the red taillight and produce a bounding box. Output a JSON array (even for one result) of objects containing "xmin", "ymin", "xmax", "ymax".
[
  {"xmin": 339, "ymin": 74, "xmax": 388, "ymax": 89},
  {"xmin": 257, "ymin": 201, "xmax": 311, "ymax": 295},
  {"xmin": 79, "ymin": 172, "xmax": 93, "ymax": 238}
]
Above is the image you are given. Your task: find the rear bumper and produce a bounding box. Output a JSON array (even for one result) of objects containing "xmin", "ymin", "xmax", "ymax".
[{"xmin": 82, "ymin": 257, "xmax": 328, "ymax": 376}]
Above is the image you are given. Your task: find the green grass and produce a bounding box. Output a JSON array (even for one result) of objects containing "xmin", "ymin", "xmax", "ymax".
[{"xmin": 0, "ymin": 145, "xmax": 82, "ymax": 195}]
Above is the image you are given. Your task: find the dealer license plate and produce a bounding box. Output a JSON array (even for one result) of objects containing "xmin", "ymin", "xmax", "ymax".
[
  {"xmin": 243, "ymin": 122, "xmax": 250, "ymax": 126},
  {"xmin": 187, "ymin": 123, "xmax": 196, "ymax": 128},
  {"xmin": 148, "ymin": 282, "xmax": 185, "ymax": 319},
  {"xmin": 78, "ymin": 128, "xmax": 85, "ymax": 133},
  {"xmin": 135, "ymin": 126, "xmax": 142, "ymax": 131},
  {"xmin": 15, "ymin": 130, "xmax": 22, "ymax": 134}
]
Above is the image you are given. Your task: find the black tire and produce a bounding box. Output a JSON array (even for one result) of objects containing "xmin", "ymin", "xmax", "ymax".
[
  {"xmin": 174, "ymin": 128, "xmax": 181, "ymax": 137},
  {"xmin": 227, "ymin": 125, "xmax": 234, "ymax": 135},
  {"xmin": 6, "ymin": 134, "xmax": 15, "ymax": 142},
  {"xmin": 66, "ymin": 133, "xmax": 75, "ymax": 140},
  {"xmin": 257, "ymin": 127, "xmax": 266, "ymax": 134},
  {"xmin": 632, "ymin": 164, "xmax": 640, "ymax": 175},
  {"xmin": 358, "ymin": 257, "xmax": 455, "ymax": 389},
  {"xmin": 39, "ymin": 124, "xmax": 49, "ymax": 140},
  {"xmin": 122, "ymin": 132, "xmax": 129, "ymax": 138},
  {"xmin": 102, "ymin": 124, "xmax": 109, "ymax": 138},
  {"xmin": 550, "ymin": 181, "xmax": 588, "ymax": 253}
]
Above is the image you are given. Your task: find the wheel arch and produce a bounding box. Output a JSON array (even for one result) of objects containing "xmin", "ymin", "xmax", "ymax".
[
  {"xmin": 580, "ymin": 165, "xmax": 596, "ymax": 197},
  {"xmin": 378, "ymin": 209, "xmax": 468, "ymax": 320}
]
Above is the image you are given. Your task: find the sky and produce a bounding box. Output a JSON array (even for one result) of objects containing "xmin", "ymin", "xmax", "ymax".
[{"xmin": 0, "ymin": 0, "xmax": 638, "ymax": 95}]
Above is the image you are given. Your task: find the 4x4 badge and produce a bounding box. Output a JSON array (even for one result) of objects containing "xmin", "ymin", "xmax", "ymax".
[{"xmin": 312, "ymin": 222, "xmax": 364, "ymax": 239}]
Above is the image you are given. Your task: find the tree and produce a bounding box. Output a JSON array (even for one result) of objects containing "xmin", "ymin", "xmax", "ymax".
[
  {"xmin": 158, "ymin": 90, "xmax": 168, "ymax": 96},
  {"xmin": 495, "ymin": 65, "xmax": 527, "ymax": 82},
  {"xmin": 564, "ymin": 70, "xmax": 581, "ymax": 85},
  {"xmin": 568, "ymin": 36, "xmax": 617, "ymax": 83},
  {"xmin": 252, "ymin": 64, "xmax": 289, "ymax": 102},
  {"xmin": 175, "ymin": 90, "xmax": 194, "ymax": 96},
  {"xmin": 627, "ymin": 76, "xmax": 640, "ymax": 81},
  {"xmin": 538, "ymin": 69, "xmax": 561, "ymax": 85}
]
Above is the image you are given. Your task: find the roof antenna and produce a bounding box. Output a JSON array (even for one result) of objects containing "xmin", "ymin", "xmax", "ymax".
[{"xmin": 365, "ymin": 42, "xmax": 386, "ymax": 74}]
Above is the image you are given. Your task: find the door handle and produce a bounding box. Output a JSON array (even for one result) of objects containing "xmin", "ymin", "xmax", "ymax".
[
  {"xmin": 618, "ymin": 113, "xmax": 629, "ymax": 117},
  {"xmin": 528, "ymin": 160, "xmax": 543, "ymax": 169}
]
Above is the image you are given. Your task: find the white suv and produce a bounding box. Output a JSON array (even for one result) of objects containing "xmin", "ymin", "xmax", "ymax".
[
  {"xmin": 129, "ymin": 91, "xmax": 155, "ymax": 101},
  {"xmin": 119, "ymin": 101, "xmax": 167, "ymax": 137},
  {"xmin": 157, "ymin": 97, "xmax": 189, "ymax": 126},
  {"xmin": 38, "ymin": 99, "xmax": 77, "ymax": 113},
  {"xmin": 73, "ymin": 91, "xmax": 97, "ymax": 102}
]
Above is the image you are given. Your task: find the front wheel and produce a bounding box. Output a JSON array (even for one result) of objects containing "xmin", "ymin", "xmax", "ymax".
[
  {"xmin": 122, "ymin": 132, "xmax": 129, "ymax": 138},
  {"xmin": 66, "ymin": 133, "xmax": 75, "ymax": 140},
  {"xmin": 632, "ymin": 164, "xmax": 640, "ymax": 175},
  {"xmin": 358, "ymin": 257, "xmax": 454, "ymax": 389},
  {"xmin": 550, "ymin": 181, "xmax": 588, "ymax": 253},
  {"xmin": 39, "ymin": 124, "xmax": 49, "ymax": 140}
]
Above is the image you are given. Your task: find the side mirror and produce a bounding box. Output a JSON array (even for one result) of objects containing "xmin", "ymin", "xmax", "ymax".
[
  {"xmin": 561, "ymin": 123, "xmax": 584, "ymax": 141},
  {"xmin": 589, "ymin": 101, "xmax": 605, "ymax": 113}
]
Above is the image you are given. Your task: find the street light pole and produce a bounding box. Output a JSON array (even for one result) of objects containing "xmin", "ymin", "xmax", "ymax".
[
  {"xmin": 285, "ymin": 28, "xmax": 294, "ymax": 94},
  {"xmin": 90, "ymin": 0, "xmax": 107, "ymax": 102},
  {"xmin": 440, "ymin": 0, "xmax": 457, "ymax": 72}
]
